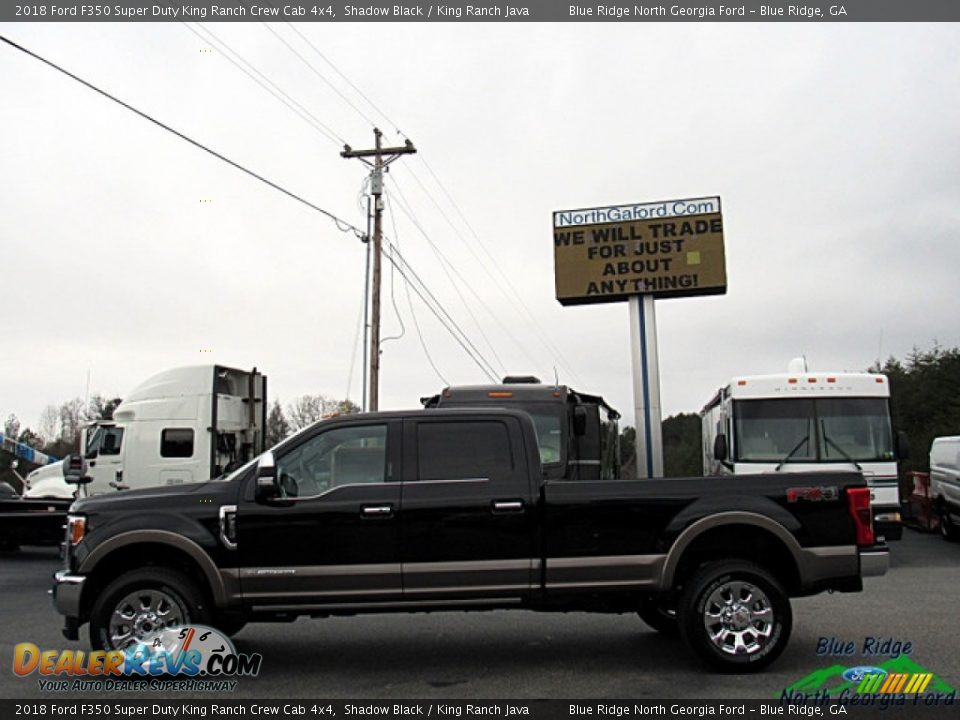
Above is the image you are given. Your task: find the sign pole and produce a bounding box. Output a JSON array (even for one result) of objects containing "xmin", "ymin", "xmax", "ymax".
[{"xmin": 629, "ymin": 295, "xmax": 664, "ymax": 479}]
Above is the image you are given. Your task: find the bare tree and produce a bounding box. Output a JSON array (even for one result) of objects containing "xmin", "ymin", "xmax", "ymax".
[
  {"xmin": 266, "ymin": 399, "xmax": 291, "ymax": 447},
  {"xmin": 286, "ymin": 395, "xmax": 361, "ymax": 432},
  {"xmin": 4, "ymin": 414, "xmax": 20, "ymax": 440},
  {"xmin": 59, "ymin": 398, "xmax": 86, "ymax": 446},
  {"xmin": 38, "ymin": 405, "xmax": 59, "ymax": 445}
]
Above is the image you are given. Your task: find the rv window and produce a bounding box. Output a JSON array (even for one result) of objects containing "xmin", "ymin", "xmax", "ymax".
[
  {"xmin": 816, "ymin": 398, "xmax": 894, "ymax": 462},
  {"xmin": 161, "ymin": 429, "xmax": 194, "ymax": 458},
  {"xmin": 734, "ymin": 399, "xmax": 816, "ymax": 463}
]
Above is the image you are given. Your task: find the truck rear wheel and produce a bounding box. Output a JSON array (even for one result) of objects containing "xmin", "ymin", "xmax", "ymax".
[
  {"xmin": 89, "ymin": 568, "xmax": 210, "ymax": 651},
  {"xmin": 678, "ymin": 560, "xmax": 791, "ymax": 672}
]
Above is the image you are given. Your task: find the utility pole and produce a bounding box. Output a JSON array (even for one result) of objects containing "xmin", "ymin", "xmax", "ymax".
[{"xmin": 342, "ymin": 128, "xmax": 416, "ymax": 411}]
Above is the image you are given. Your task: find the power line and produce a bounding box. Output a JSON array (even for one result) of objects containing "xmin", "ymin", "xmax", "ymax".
[
  {"xmin": 282, "ymin": 22, "xmax": 406, "ymax": 137},
  {"xmin": 386, "ymin": 186, "xmax": 509, "ymax": 377},
  {"xmin": 383, "ymin": 243, "xmax": 498, "ymax": 383},
  {"xmin": 402, "ymin": 160, "xmax": 583, "ymax": 384},
  {"xmin": 384, "ymin": 201, "xmax": 447, "ymax": 386},
  {"xmin": 181, "ymin": 22, "xmax": 345, "ymax": 147},
  {"xmin": 259, "ymin": 22, "xmax": 380, "ymax": 130},
  {"xmin": 0, "ymin": 33, "xmax": 364, "ymax": 239},
  {"xmin": 385, "ymin": 241, "xmax": 499, "ymax": 382}
]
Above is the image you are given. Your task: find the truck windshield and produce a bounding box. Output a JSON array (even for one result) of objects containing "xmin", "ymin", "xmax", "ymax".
[
  {"xmin": 734, "ymin": 398, "xmax": 893, "ymax": 463},
  {"xmin": 85, "ymin": 426, "xmax": 124, "ymax": 456},
  {"xmin": 515, "ymin": 403, "xmax": 563, "ymax": 466}
]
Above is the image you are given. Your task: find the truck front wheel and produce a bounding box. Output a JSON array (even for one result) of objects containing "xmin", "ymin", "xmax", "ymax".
[
  {"xmin": 89, "ymin": 568, "xmax": 210, "ymax": 651},
  {"xmin": 678, "ymin": 560, "xmax": 791, "ymax": 672}
]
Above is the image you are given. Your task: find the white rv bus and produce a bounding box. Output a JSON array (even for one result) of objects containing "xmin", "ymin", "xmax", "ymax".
[
  {"xmin": 701, "ymin": 364, "xmax": 907, "ymax": 541},
  {"xmin": 23, "ymin": 365, "xmax": 266, "ymax": 499}
]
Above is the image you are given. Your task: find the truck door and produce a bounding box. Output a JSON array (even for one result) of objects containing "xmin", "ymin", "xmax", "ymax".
[
  {"xmin": 400, "ymin": 416, "xmax": 538, "ymax": 600},
  {"xmin": 237, "ymin": 419, "xmax": 402, "ymax": 607},
  {"xmin": 84, "ymin": 425, "xmax": 125, "ymax": 494}
]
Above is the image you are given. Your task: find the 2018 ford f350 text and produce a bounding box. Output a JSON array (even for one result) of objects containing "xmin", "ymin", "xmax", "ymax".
[{"xmin": 52, "ymin": 409, "xmax": 888, "ymax": 671}]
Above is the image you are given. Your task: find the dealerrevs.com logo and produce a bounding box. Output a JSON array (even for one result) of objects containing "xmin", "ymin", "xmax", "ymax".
[{"xmin": 13, "ymin": 625, "xmax": 262, "ymax": 692}]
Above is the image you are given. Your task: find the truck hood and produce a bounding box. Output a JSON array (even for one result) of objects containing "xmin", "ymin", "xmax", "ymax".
[{"xmin": 71, "ymin": 479, "xmax": 229, "ymax": 514}]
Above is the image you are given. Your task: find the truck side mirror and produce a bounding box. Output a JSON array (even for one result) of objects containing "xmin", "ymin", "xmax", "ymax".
[
  {"xmin": 255, "ymin": 452, "xmax": 278, "ymax": 501},
  {"xmin": 896, "ymin": 431, "xmax": 910, "ymax": 461},
  {"xmin": 62, "ymin": 454, "xmax": 92, "ymax": 486},
  {"xmin": 85, "ymin": 448, "xmax": 99, "ymax": 460},
  {"xmin": 573, "ymin": 406, "xmax": 587, "ymax": 437},
  {"xmin": 713, "ymin": 434, "xmax": 728, "ymax": 461}
]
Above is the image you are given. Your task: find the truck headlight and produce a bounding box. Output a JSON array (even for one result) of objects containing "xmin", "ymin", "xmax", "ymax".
[{"xmin": 66, "ymin": 515, "xmax": 86, "ymax": 546}]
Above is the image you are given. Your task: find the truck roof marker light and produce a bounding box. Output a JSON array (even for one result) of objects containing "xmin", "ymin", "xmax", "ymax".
[
  {"xmin": 876, "ymin": 377, "xmax": 884, "ymax": 383},
  {"xmin": 737, "ymin": 380, "xmax": 747, "ymax": 386},
  {"xmin": 553, "ymin": 391, "xmax": 561, "ymax": 398},
  {"xmin": 808, "ymin": 377, "xmax": 817, "ymax": 383},
  {"xmin": 488, "ymin": 391, "xmax": 513, "ymax": 398},
  {"xmin": 788, "ymin": 378, "xmax": 798, "ymax": 384},
  {"xmin": 827, "ymin": 377, "xmax": 836, "ymax": 383}
]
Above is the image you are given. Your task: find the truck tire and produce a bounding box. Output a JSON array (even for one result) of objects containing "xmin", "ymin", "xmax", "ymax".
[
  {"xmin": 939, "ymin": 505, "xmax": 959, "ymax": 542},
  {"xmin": 637, "ymin": 597, "xmax": 679, "ymax": 636},
  {"xmin": 678, "ymin": 560, "xmax": 791, "ymax": 672},
  {"xmin": 89, "ymin": 567, "xmax": 210, "ymax": 651}
]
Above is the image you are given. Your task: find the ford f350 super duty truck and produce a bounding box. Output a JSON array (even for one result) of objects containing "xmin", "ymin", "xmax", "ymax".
[{"xmin": 52, "ymin": 408, "xmax": 887, "ymax": 672}]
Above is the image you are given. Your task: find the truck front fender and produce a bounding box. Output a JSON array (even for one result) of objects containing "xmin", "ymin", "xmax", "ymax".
[{"xmin": 78, "ymin": 528, "xmax": 229, "ymax": 607}]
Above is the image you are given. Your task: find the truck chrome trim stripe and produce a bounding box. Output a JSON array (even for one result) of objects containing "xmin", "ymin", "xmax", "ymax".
[
  {"xmin": 805, "ymin": 545, "xmax": 857, "ymax": 558},
  {"xmin": 240, "ymin": 563, "xmax": 401, "ymax": 577},
  {"xmin": 545, "ymin": 554, "xmax": 665, "ymax": 588},
  {"xmin": 860, "ymin": 550, "xmax": 889, "ymax": 577},
  {"xmin": 268, "ymin": 481, "xmax": 402, "ymax": 503},
  {"xmin": 404, "ymin": 559, "xmax": 532, "ymax": 573},
  {"xmin": 251, "ymin": 598, "xmax": 522, "ymax": 612},
  {"xmin": 547, "ymin": 555, "xmax": 663, "ymax": 569},
  {"xmin": 546, "ymin": 578, "xmax": 659, "ymax": 589},
  {"xmin": 402, "ymin": 584, "xmax": 529, "ymax": 594}
]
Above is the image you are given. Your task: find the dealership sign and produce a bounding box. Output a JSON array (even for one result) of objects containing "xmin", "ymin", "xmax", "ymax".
[{"xmin": 553, "ymin": 195, "xmax": 727, "ymax": 305}]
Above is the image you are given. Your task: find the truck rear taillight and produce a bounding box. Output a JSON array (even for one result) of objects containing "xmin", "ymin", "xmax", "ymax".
[{"xmin": 847, "ymin": 487, "xmax": 874, "ymax": 546}]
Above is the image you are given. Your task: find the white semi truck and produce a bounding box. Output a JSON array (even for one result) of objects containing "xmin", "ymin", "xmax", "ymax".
[
  {"xmin": 700, "ymin": 359, "xmax": 908, "ymax": 541},
  {"xmin": 23, "ymin": 365, "xmax": 267, "ymax": 499}
]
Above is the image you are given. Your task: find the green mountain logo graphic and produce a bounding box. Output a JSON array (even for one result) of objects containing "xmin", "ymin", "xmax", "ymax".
[{"xmin": 781, "ymin": 656, "xmax": 957, "ymax": 697}]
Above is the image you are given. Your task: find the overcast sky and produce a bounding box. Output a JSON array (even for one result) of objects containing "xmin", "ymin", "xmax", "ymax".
[{"xmin": 1, "ymin": 21, "xmax": 958, "ymax": 434}]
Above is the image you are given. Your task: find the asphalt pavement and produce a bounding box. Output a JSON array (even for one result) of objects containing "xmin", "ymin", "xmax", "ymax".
[{"xmin": 1, "ymin": 529, "xmax": 957, "ymax": 700}]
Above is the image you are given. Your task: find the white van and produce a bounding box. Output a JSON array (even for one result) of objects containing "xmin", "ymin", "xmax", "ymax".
[{"xmin": 930, "ymin": 436, "xmax": 960, "ymax": 541}]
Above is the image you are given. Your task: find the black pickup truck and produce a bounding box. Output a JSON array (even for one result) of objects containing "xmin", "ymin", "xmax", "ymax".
[{"xmin": 53, "ymin": 408, "xmax": 887, "ymax": 671}]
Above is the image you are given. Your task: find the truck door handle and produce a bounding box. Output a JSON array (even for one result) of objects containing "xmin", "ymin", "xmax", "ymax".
[
  {"xmin": 361, "ymin": 504, "xmax": 394, "ymax": 519},
  {"xmin": 492, "ymin": 500, "xmax": 524, "ymax": 514}
]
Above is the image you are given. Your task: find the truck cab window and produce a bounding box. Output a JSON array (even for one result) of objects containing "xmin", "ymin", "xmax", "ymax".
[
  {"xmin": 99, "ymin": 427, "xmax": 124, "ymax": 456},
  {"xmin": 417, "ymin": 421, "xmax": 513, "ymax": 481},
  {"xmin": 161, "ymin": 429, "xmax": 194, "ymax": 458},
  {"xmin": 276, "ymin": 424, "xmax": 387, "ymax": 497}
]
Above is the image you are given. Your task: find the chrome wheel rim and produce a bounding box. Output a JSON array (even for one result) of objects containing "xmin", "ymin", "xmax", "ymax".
[
  {"xmin": 703, "ymin": 580, "xmax": 774, "ymax": 656},
  {"xmin": 108, "ymin": 588, "xmax": 185, "ymax": 650}
]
